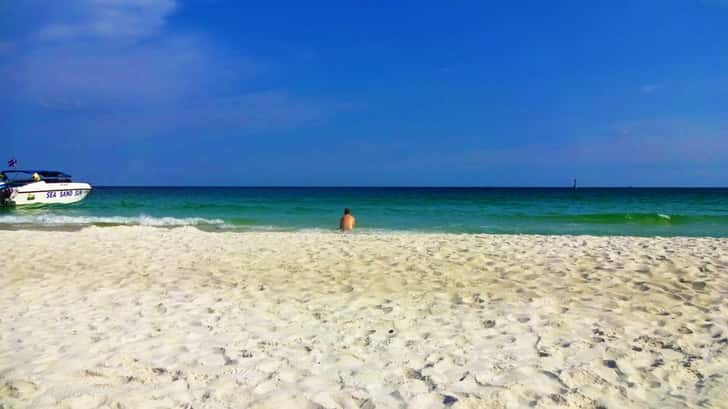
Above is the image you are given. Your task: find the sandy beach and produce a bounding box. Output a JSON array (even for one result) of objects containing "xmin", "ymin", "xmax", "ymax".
[{"xmin": 0, "ymin": 227, "xmax": 726, "ymax": 409}]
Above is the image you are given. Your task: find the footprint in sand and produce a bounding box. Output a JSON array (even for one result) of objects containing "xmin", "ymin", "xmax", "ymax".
[{"xmin": 1, "ymin": 380, "xmax": 39, "ymax": 399}]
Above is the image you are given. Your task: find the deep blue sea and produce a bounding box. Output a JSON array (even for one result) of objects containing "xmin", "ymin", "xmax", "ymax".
[{"xmin": 1, "ymin": 187, "xmax": 727, "ymax": 237}]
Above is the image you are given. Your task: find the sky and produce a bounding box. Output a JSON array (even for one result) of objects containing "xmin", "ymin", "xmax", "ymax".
[{"xmin": 1, "ymin": 0, "xmax": 728, "ymax": 186}]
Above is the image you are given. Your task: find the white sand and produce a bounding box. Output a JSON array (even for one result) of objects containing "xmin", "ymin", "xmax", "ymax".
[{"xmin": 1, "ymin": 227, "xmax": 727, "ymax": 409}]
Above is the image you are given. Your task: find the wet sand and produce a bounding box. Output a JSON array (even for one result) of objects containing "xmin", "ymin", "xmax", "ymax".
[{"xmin": 1, "ymin": 227, "xmax": 727, "ymax": 408}]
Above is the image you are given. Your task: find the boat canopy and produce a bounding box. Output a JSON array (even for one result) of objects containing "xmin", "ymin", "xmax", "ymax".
[{"xmin": 0, "ymin": 170, "xmax": 73, "ymax": 186}]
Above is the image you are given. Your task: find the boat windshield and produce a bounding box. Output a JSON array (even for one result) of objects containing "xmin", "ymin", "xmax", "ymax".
[{"xmin": 0, "ymin": 170, "xmax": 73, "ymax": 186}]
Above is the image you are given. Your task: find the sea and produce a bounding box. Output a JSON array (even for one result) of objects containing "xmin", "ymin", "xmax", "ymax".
[{"xmin": 1, "ymin": 187, "xmax": 727, "ymax": 237}]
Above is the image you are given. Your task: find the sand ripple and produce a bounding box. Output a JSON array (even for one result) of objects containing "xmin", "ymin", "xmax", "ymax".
[{"xmin": 0, "ymin": 228, "xmax": 727, "ymax": 408}]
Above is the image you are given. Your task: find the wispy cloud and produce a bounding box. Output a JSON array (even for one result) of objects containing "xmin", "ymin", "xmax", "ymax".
[
  {"xmin": 36, "ymin": 91, "xmax": 333, "ymax": 144},
  {"xmin": 36, "ymin": 0, "xmax": 176, "ymax": 41},
  {"xmin": 1, "ymin": 0, "xmax": 331, "ymax": 141},
  {"xmin": 9, "ymin": 35, "xmax": 262, "ymax": 108},
  {"xmin": 640, "ymin": 83, "xmax": 662, "ymax": 94},
  {"xmin": 394, "ymin": 119, "xmax": 728, "ymax": 176}
]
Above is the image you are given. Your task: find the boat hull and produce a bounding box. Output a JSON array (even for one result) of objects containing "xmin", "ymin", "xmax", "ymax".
[{"xmin": 6, "ymin": 182, "xmax": 92, "ymax": 206}]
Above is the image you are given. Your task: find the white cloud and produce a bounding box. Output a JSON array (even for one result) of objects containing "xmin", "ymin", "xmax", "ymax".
[
  {"xmin": 1, "ymin": 0, "xmax": 334, "ymax": 142},
  {"xmin": 12, "ymin": 35, "xmax": 233, "ymax": 107},
  {"xmin": 2, "ymin": 0, "xmax": 186, "ymax": 107},
  {"xmin": 1, "ymin": 0, "xmax": 246, "ymax": 108}
]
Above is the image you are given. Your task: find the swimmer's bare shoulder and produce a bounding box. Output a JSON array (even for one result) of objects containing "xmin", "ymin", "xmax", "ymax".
[{"xmin": 340, "ymin": 208, "xmax": 355, "ymax": 231}]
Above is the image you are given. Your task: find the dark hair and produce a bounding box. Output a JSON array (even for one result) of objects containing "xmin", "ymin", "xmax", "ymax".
[{"xmin": 344, "ymin": 208, "xmax": 351, "ymax": 215}]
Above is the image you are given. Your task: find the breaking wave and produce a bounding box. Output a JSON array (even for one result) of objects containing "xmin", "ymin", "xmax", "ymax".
[{"xmin": 0, "ymin": 214, "xmax": 226, "ymax": 228}]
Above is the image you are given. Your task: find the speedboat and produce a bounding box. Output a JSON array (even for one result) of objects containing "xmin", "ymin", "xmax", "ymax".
[{"xmin": 0, "ymin": 170, "xmax": 92, "ymax": 206}]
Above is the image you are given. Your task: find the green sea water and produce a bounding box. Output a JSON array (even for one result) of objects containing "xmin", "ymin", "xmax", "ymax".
[{"xmin": 1, "ymin": 187, "xmax": 727, "ymax": 237}]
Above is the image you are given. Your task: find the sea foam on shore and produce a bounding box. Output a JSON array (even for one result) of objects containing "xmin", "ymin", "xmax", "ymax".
[{"xmin": 1, "ymin": 227, "xmax": 726, "ymax": 408}]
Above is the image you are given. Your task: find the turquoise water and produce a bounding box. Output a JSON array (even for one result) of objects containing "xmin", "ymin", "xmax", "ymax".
[{"xmin": 1, "ymin": 187, "xmax": 727, "ymax": 237}]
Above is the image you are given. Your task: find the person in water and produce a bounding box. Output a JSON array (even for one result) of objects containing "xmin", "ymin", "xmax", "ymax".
[{"xmin": 340, "ymin": 208, "xmax": 356, "ymax": 231}]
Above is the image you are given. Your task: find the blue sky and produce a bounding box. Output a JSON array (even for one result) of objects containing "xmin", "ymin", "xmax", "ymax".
[{"xmin": 2, "ymin": 0, "xmax": 728, "ymax": 186}]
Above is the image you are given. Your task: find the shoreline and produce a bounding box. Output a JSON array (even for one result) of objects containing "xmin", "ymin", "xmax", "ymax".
[
  {"xmin": 1, "ymin": 224, "xmax": 728, "ymax": 240},
  {"xmin": 1, "ymin": 227, "xmax": 726, "ymax": 408}
]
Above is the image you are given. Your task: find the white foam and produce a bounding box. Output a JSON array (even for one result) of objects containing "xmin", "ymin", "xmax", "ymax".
[
  {"xmin": 657, "ymin": 214, "xmax": 671, "ymax": 220},
  {"xmin": 0, "ymin": 214, "xmax": 225, "ymax": 227},
  {"xmin": 217, "ymin": 224, "xmax": 285, "ymax": 231},
  {"xmin": 0, "ymin": 214, "xmax": 424, "ymax": 233},
  {"xmin": 297, "ymin": 227, "xmax": 424, "ymax": 235}
]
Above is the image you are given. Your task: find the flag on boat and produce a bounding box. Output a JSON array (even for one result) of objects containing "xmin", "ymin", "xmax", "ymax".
[{"xmin": 7, "ymin": 158, "xmax": 17, "ymax": 168}]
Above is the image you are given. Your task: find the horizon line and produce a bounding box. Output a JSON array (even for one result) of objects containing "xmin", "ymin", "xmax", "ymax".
[{"xmin": 92, "ymin": 185, "xmax": 728, "ymax": 189}]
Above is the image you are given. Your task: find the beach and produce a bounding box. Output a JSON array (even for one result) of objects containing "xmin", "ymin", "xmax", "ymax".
[{"xmin": 1, "ymin": 227, "xmax": 727, "ymax": 409}]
